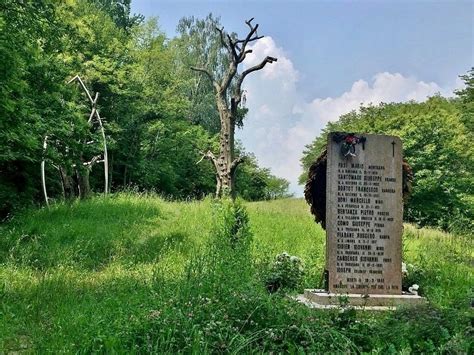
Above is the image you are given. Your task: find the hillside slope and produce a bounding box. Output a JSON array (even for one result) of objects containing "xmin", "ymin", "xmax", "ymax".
[{"xmin": 0, "ymin": 194, "xmax": 472, "ymax": 353}]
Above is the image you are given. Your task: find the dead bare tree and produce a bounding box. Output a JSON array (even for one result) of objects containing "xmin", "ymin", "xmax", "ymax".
[{"xmin": 192, "ymin": 18, "xmax": 277, "ymax": 197}]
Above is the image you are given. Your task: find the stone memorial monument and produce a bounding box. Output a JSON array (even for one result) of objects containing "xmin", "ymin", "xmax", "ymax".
[{"xmin": 300, "ymin": 132, "xmax": 424, "ymax": 309}]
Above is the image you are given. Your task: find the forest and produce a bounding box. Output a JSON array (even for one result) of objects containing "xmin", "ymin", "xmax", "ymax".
[
  {"xmin": 1, "ymin": 0, "xmax": 290, "ymax": 220},
  {"xmin": 1, "ymin": 0, "xmax": 473, "ymax": 236}
]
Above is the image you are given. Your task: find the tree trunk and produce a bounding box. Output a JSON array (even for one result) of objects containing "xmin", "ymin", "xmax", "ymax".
[
  {"xmin": 59, "ymin": 167, "xmax": 76, "ymax": 200},
  {"xmin": 109, "ymin": 153, "xmax": 113, "ymax": 193},
  {"xmin": 77, "ymin": 168, "xmax": 91, "ymax": 199},
  {"xmin": 215, "ymin": 96, "xmax": 237, "ymax": 197},
  {"xmin": 123, "ymin": 164, "xmax": 128, "ymax": 186}
]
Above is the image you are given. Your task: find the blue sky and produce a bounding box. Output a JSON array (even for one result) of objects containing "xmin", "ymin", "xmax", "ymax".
[{"xmin": 131, "ymin": 0, "xmax": 473, "ymax": 195}]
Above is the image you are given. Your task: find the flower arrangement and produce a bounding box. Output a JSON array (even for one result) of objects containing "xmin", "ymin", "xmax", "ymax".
[
  {"xmin": 332, "ymin": 132, "xmax": 367, "ymax": 157},
  {"xmin": 402, "ymin": 262, "xmax": 423, "ymax": 295}
]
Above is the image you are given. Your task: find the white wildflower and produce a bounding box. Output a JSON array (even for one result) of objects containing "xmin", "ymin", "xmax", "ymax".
[{"xmin": 402, "ymin": 262, "xmax": 408, "ymax": 274}]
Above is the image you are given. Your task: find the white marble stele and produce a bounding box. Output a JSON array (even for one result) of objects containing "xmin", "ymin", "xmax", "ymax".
[{"xmin": 298, "ymin": 133, "xmax": 426, "ymax": 311}]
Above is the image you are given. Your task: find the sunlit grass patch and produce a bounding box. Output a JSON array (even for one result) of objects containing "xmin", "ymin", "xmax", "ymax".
[{"xmin": 0, "ymin": 194, "xmax": 471, "ymax": 353}]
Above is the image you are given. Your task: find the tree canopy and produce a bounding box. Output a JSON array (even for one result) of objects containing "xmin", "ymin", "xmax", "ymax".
[
  {"xmin": 300, "ymin": 90, "xmax": 474, "ymax": 235},
  {"xmin": 1, "ymin": 0, "xmax": 471, "ymax": 235},
  {"xmin": 0, "ymin": 1, "xmax": 290, "ymax": 218}
]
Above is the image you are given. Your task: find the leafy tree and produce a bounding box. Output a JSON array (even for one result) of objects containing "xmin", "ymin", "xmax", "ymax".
[
  {"xmin": 135, "ymin": 119, "xmax": 216, "ymax": 198},
  {"xmin": 113, "ymin": 17, "xmax": 213, "ymax": 196},
  {"xmin": 300, "ymin": 96, "xmax": 473, "ymax": 234},
  {"xmin": 0, "ymin": 0, "xmax": 81, "ymax": 215},
  {"xmin": 264, "ymin": 176, "xmax": 292, "ymax": 200},
  {"xmin": 455, "ymin": 67, "xmax": 474, "ymax": 133},
  {"xmin": 90, "ymin": 0, "xmax": 143, "ymax": 31},
  {"xmin": 235, "ymin": 154, "xmax": 291, "ymax": 201},
  {"xmin": 171, "ymin": 14, "xmax": 224, "ymax": 134}
]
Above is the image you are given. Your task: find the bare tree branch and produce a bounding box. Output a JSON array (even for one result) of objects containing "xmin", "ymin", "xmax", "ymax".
[
  {"xmin": 230, "ymin": 155, "xmax": 246, "ymax": 174},
  {"xmin": 235, "ymin": 35, "xmax": 263, "ymax": 45},
  {"xmin": 234, "ymin": 18, "xmax": 263, "ymax": 62},
  {"xmin": 233, "ymin": 56, "xmax": 277, "ymax": 106},
  {"xmin": 190, "ymin": 66, "xmax": 221, "ymax": 92},
  {"xmin": 241, "ymin": 56, "xmax": 277, "ymax": 80},
  {"xmin": 215, "ymin": 26, "xmax": 229, "ymax": 51},
  {"xmin": 245, "ymin": 17, "xmax": 255, "ymax": 30},
  {"xmin": 242, "ymin": 20, "xmax": 258, "ymax": 41},
  {"xmin": 226, "ymin": 34, "xmax": 239, "ymax": 62},
  {"xmin": 190, "ymin": 66, "xmax": 214, "ymax": 82},
  {"xmin": 239, "ymin": 49, "xmax": 253, "ymax": 63},
  {"xmin": 197, "ymin": 150, "xmax": 219, "ymax": 172}
]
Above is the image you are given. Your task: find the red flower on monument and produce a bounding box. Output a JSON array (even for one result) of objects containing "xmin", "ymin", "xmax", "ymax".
[{"xmin": 345, "ymin": 135, "xmax": 358, "ymax": 144}]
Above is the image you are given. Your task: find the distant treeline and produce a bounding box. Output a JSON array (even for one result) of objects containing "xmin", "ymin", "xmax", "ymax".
[
  {"xmin": 1, "ymin": 1, "xmax": 472, "ymax": 235},
  {"xmin": 300, "ymin": 84, "xmax": 474, "ymax": 235},
  {"xmin": 0, "ymin": 0, "xmax": 290, "ymax": 218}
]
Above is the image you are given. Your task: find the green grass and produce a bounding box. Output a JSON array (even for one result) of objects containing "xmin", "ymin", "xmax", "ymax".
[{"xmin": 0, "ymin": 193, "xmax": 472, "ymax": 353}]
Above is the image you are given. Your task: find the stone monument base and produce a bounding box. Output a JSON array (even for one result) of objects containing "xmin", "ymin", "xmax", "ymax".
[{"xmin": 296, "ymin": 289, "xmax": 426, "ymax": 311}]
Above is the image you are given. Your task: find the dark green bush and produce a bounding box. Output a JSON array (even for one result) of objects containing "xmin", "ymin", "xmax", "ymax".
[{"xmin": 375, "ymin": 304, "xmax": 470, "ymax": 353}]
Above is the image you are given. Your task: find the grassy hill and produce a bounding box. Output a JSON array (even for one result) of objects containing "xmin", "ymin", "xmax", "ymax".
[{"xmin": 0, "ymin": 194, "xmax": 472, "ymax": 353}]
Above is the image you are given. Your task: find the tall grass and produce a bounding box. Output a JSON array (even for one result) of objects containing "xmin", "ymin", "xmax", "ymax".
[{"xmin": 0, "ymin": 194, "xmax": 471, "ymax": 353}]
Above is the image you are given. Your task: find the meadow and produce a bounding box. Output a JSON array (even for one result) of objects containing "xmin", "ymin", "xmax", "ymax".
[{"xmin": 0, "ymin": 194, "xmax": 472, "ymax": 353}]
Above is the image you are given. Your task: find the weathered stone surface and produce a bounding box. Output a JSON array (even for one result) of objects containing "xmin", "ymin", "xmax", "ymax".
[
  {"xmin": 326, "ymin": 133, "xmax": 403, "ymax": 295},
  {"xmin": 302, "ymin": 289, "xmax": 426, "ymax": 308}
]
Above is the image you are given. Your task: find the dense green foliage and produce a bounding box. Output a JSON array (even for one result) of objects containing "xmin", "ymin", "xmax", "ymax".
[
  {"xmin": 301, "ymin": 93, "xmax": 474, "ymax": 235},
  {"xmin": 1, "ymin": 1, "xmax": 471, "ymax": 352},
  {"xmin": 455, "ymin": 68, "xmax": 474, "ymax": 133},
  {"xmin": 0, "ymin": 195, "xmax": 471, "ymax": 352},
  {"xmin": 0, "ymin": 1, "xmax": 289, "ymax": 218},
  {"xmin": 2, "ymin": 0, "xmax": 471, "ymax": 229}
]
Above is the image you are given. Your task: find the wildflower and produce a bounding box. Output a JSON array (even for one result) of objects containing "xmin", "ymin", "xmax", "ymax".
[{"xmin": 148, "ymin": 310, "xmax": 161, "ymax": 319}]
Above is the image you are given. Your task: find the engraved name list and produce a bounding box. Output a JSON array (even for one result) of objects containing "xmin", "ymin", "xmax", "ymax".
[{"xmin": 326, "ymin": 133, "xmax": 403, "ymax": 295}]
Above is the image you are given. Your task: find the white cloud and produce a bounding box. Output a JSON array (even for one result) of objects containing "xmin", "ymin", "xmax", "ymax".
[{"xmin": 236, "ymin": 37, "xmax": 460, "ymax": 196}]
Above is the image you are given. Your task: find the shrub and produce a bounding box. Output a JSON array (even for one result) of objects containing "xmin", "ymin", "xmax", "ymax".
[
  {"xmin": 211, "ymin": 197, "xmax": 252, "ymax": 250},
  {"xmin": 264, "ymin": 252, "xmax": 304, "ymax": 293},
  {"xmin": 376, "ymin": 304, "xmax": 468, "ymax": 353}
]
